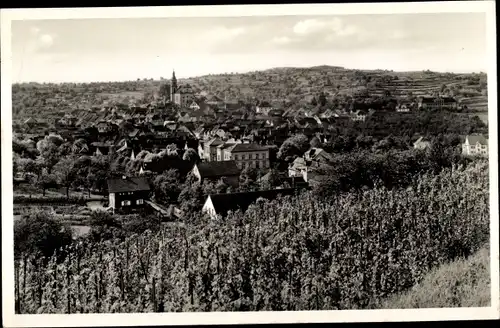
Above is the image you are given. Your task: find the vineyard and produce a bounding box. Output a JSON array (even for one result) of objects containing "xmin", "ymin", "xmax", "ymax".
[{"xmin": 14, "ymin": 161, "xmax": 489, "ymax": 313}]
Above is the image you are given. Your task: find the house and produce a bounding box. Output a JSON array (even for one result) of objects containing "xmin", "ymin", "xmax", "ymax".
[
  {"xmin": 221, "ymin": 143, "xmax": 270, "ymax": 170},
  {"xmin": 413, "ymin": 136, "xmax": 432, "ymax": 150},
  {"xmin": 351, "ymin": 110, "xmax": 368, "ymax": 122},
  {"xmin": 189, "ymin": 100, "xmax": 201, "ymax": 110},
  {"xmin": 192, "ymin": 161, "xmax": 241, "ymax": 187},
  {"xmin": 202, "ymin": 188, "xmax": 300, "ymax": 218},
  {"xmin": 418, "ymin": 96, "xmax": 458, "ymax": 111},
  {"xmin": 396, "ymin": 101, "xmax": 413, "ymax": 112},
  {"xmin": 203, "ymin": 138, "xmax": 224, "ymax": 161},
  {"xmin": 462, "ymin": 134, "xmax": 488, "ymax": 157},
  {"xmin": 304, "ymin": 147, "xmax": 334, "ymax": 163},
  {"xmin": 90, "ymin": 142, "xmax": 112, "ymax": 156},
  {"xmin": 170, "ymin": 70, "xmax": 196, "ymax": 107},
  {"xmin": 256, "ymin": 101, "xmax": 274, "ymax": 115},
  {"xmin": 107, "ymin": 176, "xmax": 151, "ymax": 212},
  {"xmin": 289, "ymin": 148, "xmax": 334, "ymax": 182}
]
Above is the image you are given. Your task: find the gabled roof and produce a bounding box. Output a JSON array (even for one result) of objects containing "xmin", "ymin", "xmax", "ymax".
[
  {"xmin": 227, "ymin": 143, "xmax": 269, "ymax": 153},
  {"xmin": 143, "ymin": 158, "xmax": 194, "ymax": 175},
  {"xmin": 107, "ymin": 176, "xmax": 150, "ymax": 193},
  {"xmin": 304, "ymin": 148, "xmax": 334, "ymax": 162},
  {"xmin": 413, "ymin": 136, "xmax": 431, "ymax": 145},
  {"xmin": 196, "ymin": 161, "xmax": 241, "ymax": 178},
  {"xmin": 466, "ymin": 135, "xmax": 488, "ymax": 145},
  {"xmin": 207, "ymin": 188, "xmax": 299, "ymax": 216}
]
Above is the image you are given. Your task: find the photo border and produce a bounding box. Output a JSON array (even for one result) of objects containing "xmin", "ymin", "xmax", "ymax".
[{"xmin": 1, "ymin": 1, "xmax": 498, "ymax": 326}]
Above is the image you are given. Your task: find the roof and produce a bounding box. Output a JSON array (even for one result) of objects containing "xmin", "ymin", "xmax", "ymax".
[
  {"xmin": 196, "ymin": 161, "xmax": 241, "ymax": 178},
  {"xmin": 420, "ymin": 96, "xmax": 457, "ymax": 104},
  {"xmin": 107, "ymin": 176, "xmax": 150, "ymax": 193},
  {"xmin": 227, "ymin": 143, "xmax": 269, "ymax": 153},
  {"xmin": 207, "ymin": 188, "xmax": 300, "ymax": 216},
  {"xmin": 466, "ymin": 135, "xmax": 488, "ymax": 145},
  {"xmin": 305, "ymin": 148, "xmax": 334, "ymax": 162},
  {"xmin": 143, "ymin": 158, "xmax": 194, "ymax": 175},
  {"xmin": 413, "ymin": 136, "xmax": 431, "ymax": 145}
]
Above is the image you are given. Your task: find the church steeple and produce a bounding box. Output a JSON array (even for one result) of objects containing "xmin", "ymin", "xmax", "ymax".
[{"xmin": 171, "ymin": 70, "xmax": 178, "ymax": 93}]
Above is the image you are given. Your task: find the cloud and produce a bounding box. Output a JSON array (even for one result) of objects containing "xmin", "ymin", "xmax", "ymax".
[
  {"xmin": 293, "ymin": 17, "xmax": 358, "ymax": 38},
  {"xmin": 30, "ymin": 27, "xmax": 41, "ymax": 36},
  {"xmin": 204, "ymin": 26, "xmax": 247, "ymax": 42},
  {"xmin": 39, "ymin": 34, "xmax": 54, "ymax": 47},
  {"xmin": 272, "ymin": 36, "xmax": 293, "ymax": 45}
]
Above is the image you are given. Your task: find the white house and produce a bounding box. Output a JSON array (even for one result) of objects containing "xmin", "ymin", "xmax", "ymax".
[
  {"xmin": 396, "ymin": 102, "xmax": 412, "ymax": 112},
  {"xmin": 351, "ymin": 110, "xmax": 367, "ymax": 122},
  {"xmin": 189, "ymin": 101, "xmax": 201, "ymax": 110},
  {"xmin": 413, "ymin": 136, "xmax": 432, "ymax": 150},
  {"xmin": 462, "ymin": 135, "xmax": 488, "ymax": 157}
]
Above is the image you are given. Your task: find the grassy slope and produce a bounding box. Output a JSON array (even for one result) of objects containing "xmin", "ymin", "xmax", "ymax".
[{"xmin": 377, "ymin": 245, "xmax": 491, "ymax": 309}]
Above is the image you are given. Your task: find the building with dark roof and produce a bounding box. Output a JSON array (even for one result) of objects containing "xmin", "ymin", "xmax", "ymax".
[
  {"xmin": 462, "ymin": 134, "xmax": 488, "ymax": 157},
  {"xmin": 418, "ymin": 96, "xmax": 458, "ymax": 111},
  {"xmin": 107, "ymin": 176, "xmax": 151, "ymax": 211},
  {"xmin": 224, "ymin": 143, "xmax": 271, "ymax": 170},
  {"xmin": 202, "ymin": 188, "xmax": 302, "ymax": 218},
  {"xmin": 192, "ymin": 160, "xmax": 241, "ymax": 187}
]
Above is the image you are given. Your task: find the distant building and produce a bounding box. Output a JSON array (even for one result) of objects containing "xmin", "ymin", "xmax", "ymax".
[
  {"xmin": 351, "ymin": 110, "xmax": 368, "ymax": 122},
  {"xmin": 107, "ymin": 176, "xmax": 151, "ymax": 212},
  {"xmin": 202, "ymin": 188, "xmax": 299, "ymax": 219},
  {"xmin": 256, "ymin": 101, "xmax": 274, "ymax": 115},
  {"xmin": 413, "ymin": 136, "xmax": 432, "ymax": 150},
  {"xmin": 462, "ymin": 134, "xmax": 488, "ymax": 157},
  {"xmin": 170, "ymin": 70, "xmax": 196, "ymax": 107},
  {"xmin": 192, "ymin": 160, "xmax": 241, "ymax": 188},
  {"xmin": 396, "ymin": 101, "xmax": 413, "ymax": 112},
  {"xmin": 418, "ymin": 96, "xmax": 458, "ymax": 111},
  {"xmin": 222, "ymin": 143, "xmax": 270, "ymax": 170}
]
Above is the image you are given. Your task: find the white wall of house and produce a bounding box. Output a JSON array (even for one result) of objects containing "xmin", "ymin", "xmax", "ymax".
[
  {"xmin": 192, "ymin": 165, "xmax": 202, "ymax": 181},
  {"xmin": 109, "ymin": 192, "xmax": 115, "ymax": 209},
  {"xmin": 202, "ymin": 196, "xmax": 217, "ymax": 219},
  {"xmin": 462, "ymin": 140, "xmax": 488, "ymax": 156}
]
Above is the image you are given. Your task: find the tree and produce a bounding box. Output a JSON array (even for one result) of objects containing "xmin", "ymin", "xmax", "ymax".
[
  {"xmin": 87, "ymin": 210, "xmax": 123, "ymax": 242},
  {"xmin": 215, "ymin": 179, "xmax": 229, "ymax": 194},
  {"xmin": 53, "ymin": 157, "xmax": 77, "ymax": 198},
  {"xmin": 277, "ymin": 134, "xmax": 310, "ymax": 162},
  {"xmin": 14, "ymin": 211, "xmax": 72, "ymax": 259},
  {"xmin": 182, "ymin": 148, "xmax": 199, "ymax": 164},
  {"xmin": 153, "ymin": 169, "xmax": 182, "ymax": 204},
  {"xmin": 310, "ymin": 136, "xmax": 321, "ymax": 148},
  {"xmin": 178, "ymin": 182, "xmax": 204, "ymax": 213},
  {"xmin": 318, "ymin": 92, "xmax": 327, "ymax": 107},
  {"xmin": 35, "ymin": 168, "xmax": 58, "ymax": 196}
]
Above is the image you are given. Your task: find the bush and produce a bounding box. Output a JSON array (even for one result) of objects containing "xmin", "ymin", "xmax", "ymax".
[{"xmin": 14, "ymin": 212, "xmax": 72, "ymax": 259}]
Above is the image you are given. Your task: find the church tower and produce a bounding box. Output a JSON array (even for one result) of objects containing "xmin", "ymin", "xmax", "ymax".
[{"xmin": 171, "ymin": 70, "xmax": 181, "ymax": 106}]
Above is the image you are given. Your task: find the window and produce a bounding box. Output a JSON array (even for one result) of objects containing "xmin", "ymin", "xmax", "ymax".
[
  {"xmin": 137, "ymin": 199, "xmax": 144, "ymax": 205},
  {"xmin": 121, "ymin": 200, "xmax": 131, "ymax": 206},
  {"xmin": 235, "ymin": 154, "xmax": 239, "ymax": 160}
]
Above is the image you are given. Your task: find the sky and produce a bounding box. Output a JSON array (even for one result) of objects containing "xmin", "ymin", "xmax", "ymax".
[{"xmin": 11, "ymin": 13, "xmax": 488, "ymax": 83}]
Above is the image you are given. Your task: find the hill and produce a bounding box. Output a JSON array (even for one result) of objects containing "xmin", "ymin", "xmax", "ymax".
[
  {"xmin": 11, "ymin": 66, "xmax": 488, "ymax": 122},
  {"xmin": 375, "ymin": 245, "xmax": 490, "ymax": 308}
]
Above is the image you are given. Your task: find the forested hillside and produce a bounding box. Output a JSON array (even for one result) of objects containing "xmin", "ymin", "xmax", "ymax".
[{"xmin": 12, "ymin": 66, "xmax": 488, "ymax": 123}]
